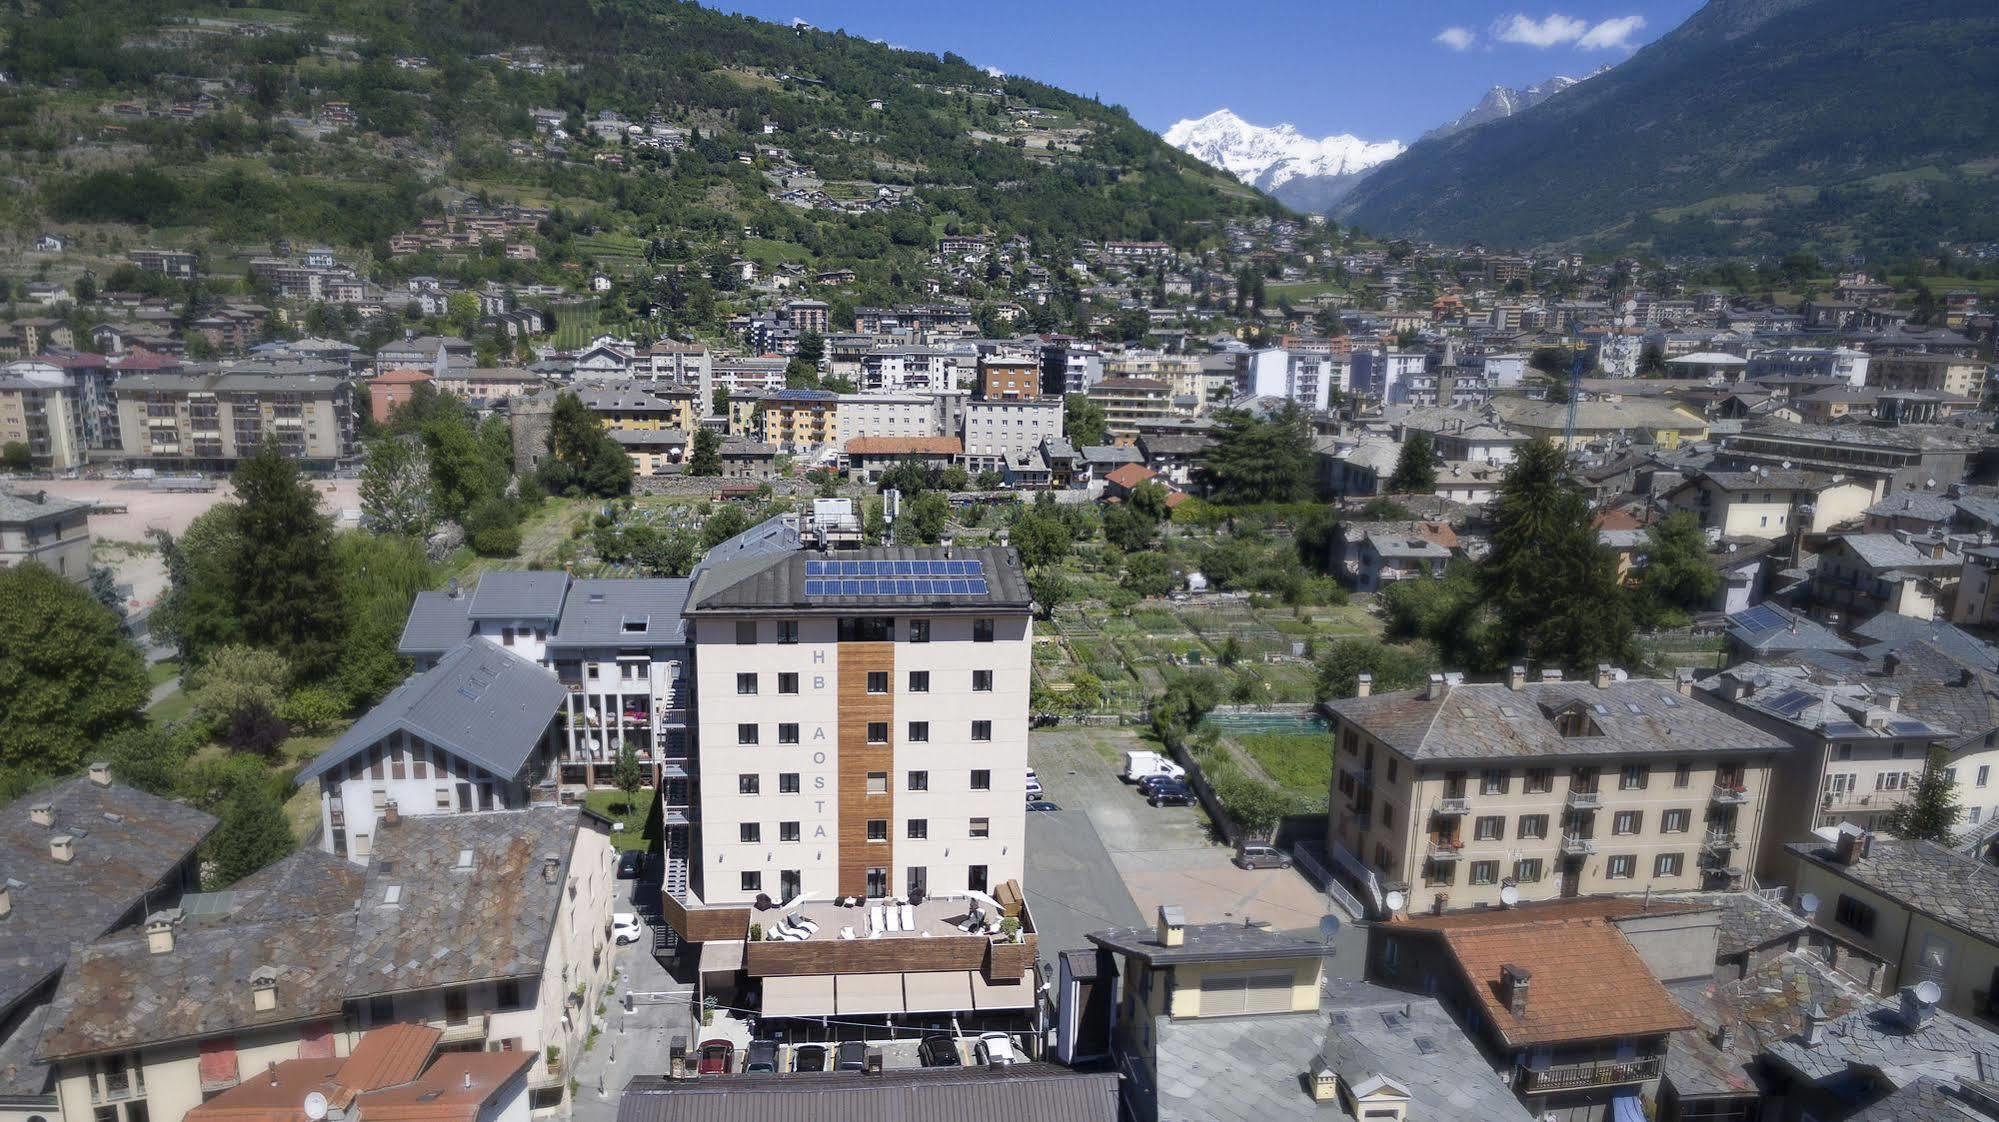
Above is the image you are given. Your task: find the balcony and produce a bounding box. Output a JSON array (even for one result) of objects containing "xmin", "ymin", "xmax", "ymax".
[
  {"xmin": 1433, "ymin": 795, "xmax": 1472, "ymax": 816},
  {"xmin": 1566, "ymin": 788, "xmax": 1602, "ymax": 811},
  {"xmin": 1518, "ymin": 1054, "xmax": 1663, "ymax": 1092},
  {"xmin": 436, "ymin": 1010, "xmax": 491, "ymax": 1045},
  {"xmin": 1560, "ymin": 833, "xmax": 1597, "ymax": 857},
  {"xmin": 1427, "ymin": 839, "xmax": 1466, "ymax": 862},
  {"xmin": 1712, "ymin": 783, "xmax": 1750, "ymax": 806},
  {"xmin": 1702, "ymin": 830, "xmax": 1739, "ymax": 853}
]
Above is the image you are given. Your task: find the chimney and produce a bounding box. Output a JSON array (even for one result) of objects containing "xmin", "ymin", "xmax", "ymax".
[
  {"xmin": 1594, "ymin": 663, "xmax": 1615, "ymax": 689},
  {"xmin": 1715, "ymin": 1025, "xmax": 1736, "ymax": 1052},
  {"xmin": 1804, "ymin": 1003, "xmax": 1829, "ymax": 1047},
  {"xmin": 1355, "ymin": 673, "xmax": 1372, "ymax": 699},
  {"xmin": 146, "ymin": 913, "xmax": 175, "ymax": 954},
  {"xmin": 1540, "ymin": 669, "xmax": 1563, "ymax": 683},
  {"xmin": 1507, "ymin": 665, "xmax": 1527, "ymax": 692},
  {"xmin": 542, "ymin": 855, "xmax": 561, "ymax": 883},
  {"xmin": 1157, "ymin": 905, "xmax": 1186, "ymax": 948},
  {"xmin": 29, "ymin": 803, "xmax": 53, "ymax": 828},
  {"xmin": 1900, "ymin": 984, "xmax": 1941, "ymax": 1031},
  {"xmin": 1308, "ymin": 1057, "xmax": 1339, "ymax": 1103},
  {"xmin": 49, "ymin": 835, "xmax": 73, "ymax": 864},
  {"xmin": 1500, "ymin": 964, "xmax": 1532, "ymax": 1017},
  {"xmin": 267, "ymin": 1062, "xmax": 279, "ymax": 1087},
  {"xmin": 251, "ymin": 967, "xmax": 278, "ymax": 1011},
  {"xmin": 1675, "ymin": 668, "xmax": 1696, "ymax": 697},
  {"xmin": 382, "ymin": 802, "xmax": 401, "ymax": 827},
  {"xmin": 865, "ymin": 1049, "xmax": 885, "ymax": 1075},
  {"xmin": 463, "ymin": 1073, "xmax": 472, "ymax": 1090},
  {"xmin": 1426, "ymin": 673, "xmax": 1448, "ymax": 701},
  {"xmin": 88, "ymin": 762, "xmax": 112, "ymax": 787}
]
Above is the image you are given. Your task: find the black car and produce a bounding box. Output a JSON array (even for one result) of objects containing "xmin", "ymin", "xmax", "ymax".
[
  {"xmin": 744, "ymin": 1039, "xmax": 780, "ymax": 1074},
  {"xmin": 836, "ymin": 1040, "xmax": 869, "ymax": 1072},
  {"xmin": 1148, "ymin": 779, "xmax": 1197, "ymax": 807},
  {"xmin": 617, "ymin": 850, "xmax": 646, "ymax": 879},
  {"xmin": 918, "ymin": 1035, "xmax": 963, "ymax": 1068},
  {"xmin": 791, "ymin": 1044, "xmax": 827, "ymax": 1072},
  {"xmin": 1026, "ymin": 800, "xmax": 1061, "ymax": 812}
]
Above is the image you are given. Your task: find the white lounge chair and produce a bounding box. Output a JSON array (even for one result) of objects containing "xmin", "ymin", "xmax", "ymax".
[
  {"xmin": 781, "ymin": 926, "xmax": 807, "ymax": 941},
  {"xmin": 868, "ymin": 906, "xmax": 885, "ymax": 937},
  {"xmin": 839, "ymin": 926, "xmax": 857, "ymax": 940},
  {"xmin": 900, "ymin": 903, "xmax": 916, "ymax": 931},
  {"xmin": 791, "ymin": 914, "xmax": 819, "ymax": 934},
  {"xmin": 887, "ymin": 907, "xmax": 904, "ymax": 933}
]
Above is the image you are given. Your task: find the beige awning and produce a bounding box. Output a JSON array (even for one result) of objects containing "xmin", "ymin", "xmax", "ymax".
[
  {"xmin": 697, "ymin": 939, "xmax": 745, "ymax": 974},
  {"xmin": 834, "ymin": 972, "xmax": 905, "ymax": 1015},
  {"xmin": 901, "ymin": 971, "xmax": 974, "ymax": 1014},
  {"xmin": 760, "ymin": 974, "xmax": 835, "ymax": 1018},
  {"xmin": 970, "ymin": 968, "xmax": 1036, "ymax": 1010}
]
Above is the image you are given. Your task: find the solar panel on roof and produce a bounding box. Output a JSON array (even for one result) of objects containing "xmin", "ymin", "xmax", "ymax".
[
  {"xmin": 1823, "ymin": 721, "xmax": 1864, "ymax": 737},
  {"xmin": 1763, "ymin": 689, "xmax": 1817, "ymax": 718},
  {"xmin": 1733, "ymin": 604, "xmax": 1785, "ymax": 633},
  {"xmin": 1889, "ymin": 720, "xmax": 1931, "ymax": 735}
]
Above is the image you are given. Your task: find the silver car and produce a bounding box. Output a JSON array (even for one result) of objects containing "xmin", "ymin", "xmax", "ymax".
[{"xmin": 1234, "ymin": 845, "xmax": 1293, "ymax": 870}]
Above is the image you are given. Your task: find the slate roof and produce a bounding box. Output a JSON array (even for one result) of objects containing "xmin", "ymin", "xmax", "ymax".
[
  {"xmin": 1852, "ymin": 615, "xmax": 1999, "ymax": 672},
  {"xmin": 1665, "ymin": 951, "xmax": 1870, "ymax": 1100},
  {"xmin": 1787, "ymin": 838, "xmax": 1999, "ymax": 948},
  {"xmin": 0, "ymin": 777, "xmax": 216, "ymax": 1016},
  {"xmin": 397, "ymin": 590, "xmax": 474, "ymax": 656},
  {"xmin": 1435, "ymin": 917, "xmax": 1695, "ymax": 1047},
  {"xmin": 616, "ymin": 1064, "xmax": 1118, "ymax": 1122},
  {"xmin": 1317, "ymin": 981, "xmax": 1532, "ymax": 1121},
  {"xmin": 1078, "ymin": 444, "xmax": 1142, "ymax": 466},
  {"xmin": 546, "ymin": 579, "xmax": 690, "ymax": 648},
  {"xmin": 687, "ymin": 546, "xmax": 1030, "ymax": 614},
  {"xmin": 1864, "ymin": 491, "xmax": 1958, "ymax": 524},
  {"xmin": 1088, "ymin": 920, "xmax": 1324, "ymax": 967},
  {"xmin": 1832, "ymin": 533, "xmax": 1961, "ymax": 573},
  {"xmin": 465, "ymin": 571, "xmax": 569, "ymax": 620},
  {"xmin": 297, "ymin": 639, "xmax": 566, "ymax": 784},
  {"xmin": 0, "ymin": 488, "xmax": 89, "ymax": 524},
  {"xmin": 1765, "ymin": 997, "xmax": 1999, "ymax": 1091},
  {"xmin": 1723, "ymin": 602, "xmax": 1857, "ymax": 656},
  {"xmin": 1847, "ymin": 1076, "xmax": 1999, "ymax": 1122},
  {"xmin": 1323, "ymin": 677, "xmax": 1783, "ymax": 762}
]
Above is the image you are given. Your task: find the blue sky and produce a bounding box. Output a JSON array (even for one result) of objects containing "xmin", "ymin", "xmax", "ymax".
[{"xmin": 712, "ymin": 1, "xmax": 1704, "ymax": 141}]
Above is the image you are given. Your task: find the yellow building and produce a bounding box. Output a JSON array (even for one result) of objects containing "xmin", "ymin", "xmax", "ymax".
[
  {"xmin": 758, "ymin": 389, "xmax": 839, "ymax": 450},
  {"xmin": 1491, "ymin": 396, "xmax": 1708, "ymax": 450}
]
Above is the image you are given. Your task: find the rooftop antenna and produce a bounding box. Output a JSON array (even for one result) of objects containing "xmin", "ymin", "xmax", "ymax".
[{"xmin": 303, "ymin": 1093, "xmax": 329, "ymax": 1121}]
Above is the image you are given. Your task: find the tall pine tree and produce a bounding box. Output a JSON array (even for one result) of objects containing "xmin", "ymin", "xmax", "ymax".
[
  {"xmin": 1480, "ymin": 439, "xmax": 1635, "ymax": 672},
  {"xmin": 233, "ymin": 442, "xmax": 348, "ymax": 681}
]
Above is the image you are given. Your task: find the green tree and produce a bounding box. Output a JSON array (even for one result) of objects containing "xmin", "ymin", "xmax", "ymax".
[
  {"xmin": 1125, "ymin": 552, "xmax": 1176, "ymax": 598},
  {"xmin": 148, "ymin": 509, "xmax": 246, "ymax": 664},
  {"xmin": 207, "ymin": 784, "xmax": 295, "ymax": 888},
  {"xmin": 233, "ymin": 443, "xmax": 347, "ymax": 680},
  {"xmin": 1, "ymin": 441, "xmax": 29, "ymax": 471},
  {"xmin": 0, "ymin": 564, "xmax": 147, "ymax": 774},
  {"xmin": 687, "ymin": 428, "xmax": 722, "ymax": 476},
  {"xmin": 422, "ymin": 410, "xmax": 507, "ymax": 520},
  {"xmin": 281, "ymin": 686, "xmax": 344, "ymax": 733},
  {"xmin": 1027, "ymin": 568, "xmax": 1069, "ymax": 619},
  {"xmin": 895, "ymin": 493, "xmax": 950, "ymax": 544},
  {"xmin": 1011, "ymin": 508, "xmax": 1073, "ymax": 568},
  {"xmin": 1195, "ymin": 404, "xmax": 1314, "ymax": 505},
  {"xmin": 1063, "ymin": 394, "xmax": 1107, "ymax": 446},
  {"xmin": 711, "ymin": 385, "xmax": 731, "ymax": 418},
  {"xmin": 1388, "ymin": 431, "xmax": 1439, "ymax": 494},
  {"xmin": 332, "ymin": 531, "xmax": 430, "ymax": 709},
  {"xmin": 1483, "ymin": 445, "xmax": 1636, "ymax": 672},
  {"xmin": 796, "ymin": 330, "xmax": 825, "ymax": 365},
  {"xmin": 1881, "ymin": 746, "xmax": 1963, "ymax": 843},
  {"xmin": 1103, "ymin": 504, "xmax": 1156, "ymax": 552},
  {"xmin": 701, "ymin": 503, "xmax": 753, "ymax": 550},
  {"xmin": 1635, "ymin": 512, "xmax": 1720, "ymax": 624},
  {"xmin": 1314, "ymin": 639, "xmax": 1434, "ymax": 702},
  {"xmin": 612, "ymin": 745, "xmax": 647, "ymax": 814},
  {"xmin": 188, "ymin": 644, "xmax": 292, "ymax": 734},
  {"xmin": 100, "ymin": 724, "xmax": 197, "ymax": 797},
  {"xmin": 359, "ymin": 435, "xmax": 434, "ymax": 538},
  {"xmin": 1130, "ymin": 481, "xmax": 1171, "ymax": 521},
  {"xmin": 542, "ymin": 393, "xmax": 630, "ymax": 498},
  {"xmin": 464, "ymin": 496, "xmax": 524, "ymax": 557}
]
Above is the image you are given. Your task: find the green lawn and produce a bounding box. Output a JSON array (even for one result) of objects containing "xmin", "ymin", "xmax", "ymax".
[
  {"xmin": 1231, "ymin": 731, "xmax": 1333, "ymax": 798},
  {"xmin": 148, "ymin": 659, "xmax": 182, "ymax": 688},
  {"xmin": 148, "ymin": 687, "xmax": 195, "ymax": 725},
  {"xmin": 585, "ymin": 788, "xmax": 660, "ymax": 851}
]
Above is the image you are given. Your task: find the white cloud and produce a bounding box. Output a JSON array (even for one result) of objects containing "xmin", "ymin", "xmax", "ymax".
[
  {"xmin": 1434, "ymin": 25, "xmax": 1477, "ymax": 51},
  {"xmin": 1494, "ymin": 13, "xmax": 1589, "ymax": 47},
  {"xmin": 1577, "ymin": 14, "xmax": 1647, "ymax": 49}
]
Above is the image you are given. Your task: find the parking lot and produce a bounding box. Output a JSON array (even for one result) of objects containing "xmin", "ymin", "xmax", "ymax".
[{"xmin": 1026, "ymin": 725, "xmax": 1362, "ymax": 968}]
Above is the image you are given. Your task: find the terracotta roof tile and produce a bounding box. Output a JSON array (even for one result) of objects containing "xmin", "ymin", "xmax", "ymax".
[
  {"xmin": 339, "ymin": 1023, "xmax": 440, "ymax": 1091},
  {"xmin": 1439, "ymin": 918, "xmax": 1694, "ymax": 1048}
]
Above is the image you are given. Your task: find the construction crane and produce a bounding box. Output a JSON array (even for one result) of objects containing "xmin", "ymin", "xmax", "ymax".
[{"xmin": 1563, "ymin": 329, "xmax": 1586, "ymax": 451}]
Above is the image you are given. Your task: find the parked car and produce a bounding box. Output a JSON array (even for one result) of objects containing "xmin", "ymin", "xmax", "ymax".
[
  {"xmin": 1024, "ymin": 769, "xmax": 1043, "ymax": 799},
  {"xmin": 1026, "ymin": 800, "xmax": 1061, "ymax": 812},
  {"xmin": 1135, "ymin": 773, "xmax": 1185, "ymax": 796},
  {"xmin": 791, "ymin": 1043, "xmax": 827, "ymax": 1072},
  {"xmin": 744, "ymin": 1040, "xmax": 780, "ymax": 1074},
  {"xmin": 918, "ymin": 1035, "xmax": 963, "ymax": 1068},
  {"xmin": 1234, "ymin": 845, "xmax": 1293, "ymax": 870},
  {"xmin": 836, "ymin": 1041, "xmax": 869, "ymax": 1072},
  {"xmin": 1122, "ymin": 750, "xmax": 1186, "ymax": 783},
  {"xmin": 617, "ymin": 850, "xmax": 646, "ymax": 879},
  {"xmin": 973, "ymin": 1032, "xmax": 1018, "ymax": 1066},
  {"xmin": 611, "ymin": 913, "xmax": 643, "ymax": 945},
  {"xmin": 1148, "ymin": 779, "xmax": 1197, "ymax": 807},
  {"xmin": 697, "ymin": 1040, "xmax": 734, "ymax": 1075}
]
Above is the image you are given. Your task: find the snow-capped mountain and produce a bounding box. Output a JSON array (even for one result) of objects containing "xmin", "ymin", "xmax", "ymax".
[
  {"xmin": 1163, "ymin": 109, "xmax": 1404, "ymax": 212},
  {"xmin": 1419, "ymin": 68, "xmax": 1609, "ymax": 142}
]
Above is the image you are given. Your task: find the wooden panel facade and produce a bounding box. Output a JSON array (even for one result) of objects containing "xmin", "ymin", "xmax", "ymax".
[
  {"xmin": 837, "ymin": 642, "xmax": 896, "ymax": 899},
  {"xmin": 659, "ymin": 891, "xmax": 751, "ymax": 944}
]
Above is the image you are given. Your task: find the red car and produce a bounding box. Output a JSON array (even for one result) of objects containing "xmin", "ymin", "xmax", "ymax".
[{"xmin": 697, "ymin": 1040, "xmax": 734, "ymax": 1075}]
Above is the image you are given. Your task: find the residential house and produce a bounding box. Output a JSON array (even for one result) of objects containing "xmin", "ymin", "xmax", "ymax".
[
  {"xmin": 961, "ymin": 398, "xmax": 1061, "ymax": 475},
  {"xmin": 0, "ymin": 488, "xmax": 92, "ymax": 582},
  {"xmin": 1720, "ymin": 603, "xmax": 1857, "ymax": 664},
  {"xmin": 1662, "ymin": 470, "xmax": 1873, "ymax": 541},
  {"xmin": 1863, "ymin": 491, "xmax": 1959, "ymax": 535},
  {"xmin": 182, "ymin": 1024, "xmax": 532, "ymax": 1122},
  {"xmin": 1761, "ymin": 979, "xmax": 1999, "ymax": 1122},
  {"xmin": 1324, "ymin": 668, "xmax": 1786, "ymax": 914},
  {"xmin": 1810, "ymin": 532, "xmax": 1962, "ymax": 623},
  {"xmin": 718, "ymin": 439, "xmax": 777, "ymax": 480},
  {"xmin": 843, "ymin": 436, "xmax": 961, "ymax": 483},
  {"xmin": 363, "ymin": 369, "xmax": 432, "ymax": 425}
]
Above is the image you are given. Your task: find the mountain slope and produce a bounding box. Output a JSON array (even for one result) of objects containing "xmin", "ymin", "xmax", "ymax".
[
  {"xmin": 1164, "ymin": 110, "xmax": 1403, "ymax": 211},
  {"xmin": 1418, "ymin": 71, "xmax": 1603, "ymax": 142},
  {"xmin": 1337, "ymin": 0, "xmax": 1999, "ymax": 256}
]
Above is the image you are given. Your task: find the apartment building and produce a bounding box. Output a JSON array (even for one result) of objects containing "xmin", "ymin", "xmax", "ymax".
[
  {"xmin": 1867, "ymin": 352, "xmax": 1983, "ymax": 402},
  {"xmin": 858, "ymin": 347, "xmax": 953, "ymax": 393},
  {"xmin": 758, "ymin": 389, "xmax": 839, "ymax": 451},
  {"xmin": 1810, "ymin": 531, "xmax": 1962, "ymax": 622},
  {"xmin": 38, "ymin": 807, "xmax": 613, "ymax": 1122},
  {"xmin": 1233, "ymin": 348, "xmax": 1338, "ymax": 412},
  {"xmin": 961, "ymin": 397, "xmax": 1062, "ymax": 474},
  {"xmin": 1324, "ymin": 667, "xmax": 1786, "ymax": 915},
  {"xmin": 976, "ymin": 354, "xmax": 1041, "ymax": 401},
  {"xmin": 573, "ymin": 379, "xmax": 700, "ymax": 437},
  {"xmin": 0, "ymin": 488, "xmax": 92, "ymax": 581},
  {"xmin": 394, "ymin": 572, "xmax": 695, "ymax": 799},
  {"xmin": 1660, "ymin": 469, "xmax": 1874, "ymax": 540},
  {"xmin": 0, "ymin": 369, "xmax": 87, "ymax": 469},
  {"xmin": 710, "ymin": 356, "xmax": 788, "ymax": 396},
  {"xmin": 1745, "ymin": 347, "xmax": 1869, "ymax": 387},
  {"xmin": 1085, "ymin": 378, "xmax": 1172, "ymax": 439},
  {"xmin": 114, "ymin": 364, "xmax": 356, "ymax": 471},
  {"xmin": 836, "ymin": 393, "xmax": 941, "ymax": 442}
]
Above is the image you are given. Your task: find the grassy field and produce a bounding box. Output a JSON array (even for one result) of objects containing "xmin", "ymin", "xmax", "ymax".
[
  {"xmin": 585, "ymin": 788, "xmax": 660, "ymax": 852},
  {"xmin": 1229, "ymin": 730, "xmax": 1333, "ymax": 800}
]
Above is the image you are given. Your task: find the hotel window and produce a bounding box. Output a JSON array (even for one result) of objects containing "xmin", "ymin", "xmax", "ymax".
[
  {"xmin": 907, "ymin": 819, "xmax": 928, "ymax": 840},
  {"xmin": 1655, "ymin": 853, "xmax": 1684, "ymax": 877},
  {"xmin": 1606, "ymin": 854, "xmax": 1636, "ymax": 879},
  {"xmin": 908, "ymin": 721, "xmax": 929, "ymax": 743},
  {"xmin": 1480, "ymin": 769, "xmax": 1508, "ymax": 796},
  {"xmin": 1517, "ymin": 814, "xmax": 1549, "ymax": 840},
  {"xmin": 867, "ymin": 819, "xmax": 888, "ymax": 842},
  {"xmin": 867, "ymin": 671, "xmax": 889, "ymax": 694},
  {"xmin": 778, "ymin": 773, "xmax": 800, "ymax": 794},
  {"xmin": 737, "ymin": 673, "xmax": 758, "ymax": 695},
  {"xmin": 736, "ymin": 622, "xmax": 757, "ymax": 645},
  {"xmin": 737, "ymin": 724, "xmax": 758, "ymax": 745},
  {"xmin": 908, "ymin": 770, "xmax": 929, "ymax": 791},
  {"xmin": 738, "ymin": 774, "xmax": 760, "ymax": 795},
  {"xmin": 1524, "ymin": 768, "xmax": 1554, "ymax": 794},
  {"xmin": 973, "ymin": 670, "xmax": 994, "ymax": 692},
  {"xmin": 780, "ymin": 822, "xmax": 800, "ymax": 842},
  {"xmin": 1613, "ymin": 811, "xmax": 1643, "ymax": 835},
  {"xmin": 969, "ymin": 817, "xmax": 991, "ymax": 838},
  {"xmin": 778, "ymin": 672, "xmax": 799, "ymax": 695},
  {"xmin": 778, "ymin": 724, "xmax": 799, "ymax": 745},
  {"xmin": 1620, "ymin": 764, "xmax": 1649, "ymax": 791},
  {"xmin": 1514, "ymin": 858, "xmax": 1544, "ymax": 883},
  {"xmin": 1662, "ymin": 808, "xmax": 1691, "ymax": 834},
  {"xmin": 1470, "ymin": 860, "xmax": 1499, "ymax": 885},
  {"xmin": 909, "ymin": 671, "xmax": 930, "ymax": 693},
  {"xmin": 776, "ymin": 621, "xmax": 799, "ymax": 645},
  {"xmin": 739, "ymin": 823, "xmax": 760, "ymax": 843},
  {"xmin": 974, "ymin": 619, "xmax": 995, "ymax": 643},
  {"xmin": 971, "ymin": 720, "xmax": 992, "ymax": 741},
  {"xmin": 867, "ymin": 722, "xmax": 889, "ymax": 744},
  {"xmin": 1474, "ymin": 816, "xmax": 1504, "ymax": 842},
  {"xmin": 970, "ymin": 769, "xmax": 991, "ymax": 790},
  {"xmin": 740, "ymin": 871, "xmax": 761, "ymax": 893},
  {"xmin": 909, "ymin": 619, "xmax": 931, "ymax": 643},
  {"xmin": 867, "ymin": 772, "xmax": 888, "ymax": 795}
]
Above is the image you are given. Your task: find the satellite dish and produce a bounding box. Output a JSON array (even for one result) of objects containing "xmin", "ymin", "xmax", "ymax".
[
  {"xmin": 1319, "ymin": 914, "xmax": 1342, "ymax": 942},
  {"xmin": 1798, "ymin": 893, "xmax": 1820, "ymax": 915},
  {"xmin": 1499, "ymin": 884, "xmax": 1521, "ymax": 908},
  {"xmin": 304, "ymin": 1093, "xmax": 328, "ymax": 1121},
  {"xmin": 1915, "ymin": 979, "xmax": 1943, "ymax": 1005},
  {"xmin": 1383, "ymin": 890, "xmax": 1406, "ymax": 914}
]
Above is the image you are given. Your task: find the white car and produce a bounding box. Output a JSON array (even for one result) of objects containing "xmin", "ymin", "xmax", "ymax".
[
  {"xmin": 612, "ymin": 913, "xmax": 644, "ymax": 946},
  {"xmin": 973, "ymin": 1031, "xmax": 1018, "ymax": 1066},
  {"xmin": 1024, "ymin": 769, "xmax": 1043, "ymax": 799}
]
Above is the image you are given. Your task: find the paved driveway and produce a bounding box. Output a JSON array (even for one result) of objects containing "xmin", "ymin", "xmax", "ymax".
[{"xmin": 570, "ymin": 874, "xmax": 696, "ymax": 1122}]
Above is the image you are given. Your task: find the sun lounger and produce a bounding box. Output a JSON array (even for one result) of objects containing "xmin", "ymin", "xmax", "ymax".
[
  {"xmin": 900, "ymin": 903, "xmax": 916, "ymax": 930},
  {"xmin": 840, "ymin": 926, "xmax": 856, "ymax": 940},
  {"xmin": 869, "ymin": 906, "xmax": 885, "ymax": 937}
]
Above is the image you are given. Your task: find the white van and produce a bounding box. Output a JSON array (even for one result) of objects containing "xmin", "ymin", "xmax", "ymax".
[{"xmin": 1122, "ymin": 750, "xmax": 1186, "ymax": 783}]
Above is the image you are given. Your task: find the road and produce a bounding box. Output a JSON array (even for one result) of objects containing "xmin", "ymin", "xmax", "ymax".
[{"xmin": 568, "ymin": 873, "xmax": 695, "ymax": 1122}]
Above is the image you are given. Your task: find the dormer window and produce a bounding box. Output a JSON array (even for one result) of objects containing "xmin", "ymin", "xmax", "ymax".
[
  {"xmin": 621, "ymin": 615, "xmax": 649, "ymax": 634},
  {"xmin": 1546, "ymin": 701, "xmax": 1603, "ymax": 738}
]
